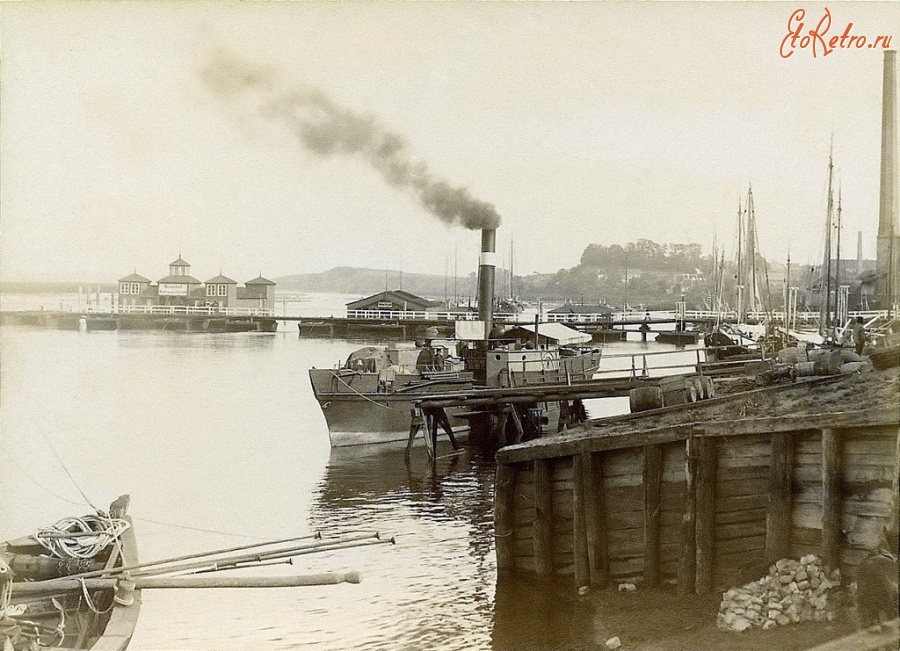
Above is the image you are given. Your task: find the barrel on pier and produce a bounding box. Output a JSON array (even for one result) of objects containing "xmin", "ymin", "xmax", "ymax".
[{"xmin": 629, "ymin": 386, "xmax": 663, "ymax": 413}]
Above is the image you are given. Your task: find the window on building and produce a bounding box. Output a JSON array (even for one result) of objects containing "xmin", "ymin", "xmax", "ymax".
[
  {"xmin": 217, "ymin": 284, "xmax": 227, "ymax": 297},
  {"xmin": 130, "ymin": 283, "xmax": 140, "ymax": 294},
  {"xmin": 206, "ymin": 284, "xmax": 216, "ymax": 297},
  {"xmin": 120, "ymin": 282, "xmax": 129, "ymax": 294}
]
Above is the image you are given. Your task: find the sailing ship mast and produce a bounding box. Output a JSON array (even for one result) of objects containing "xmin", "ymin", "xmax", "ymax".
[
  {"xmin": 745, "ymin": 185, "xmax": 762, "ymax": 315},
  {"xmin": 735, "ymin": 197, "xmax": 744, "ymax": 321},
  {"xmin": 820, "ymin": 145, "xmax": 835, "ymax": 337}
]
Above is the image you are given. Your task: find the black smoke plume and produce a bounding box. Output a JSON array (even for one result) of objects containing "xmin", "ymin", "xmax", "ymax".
[{"xmin": 199, "ymin": 50, "xmax": 501, "ymax": 231}]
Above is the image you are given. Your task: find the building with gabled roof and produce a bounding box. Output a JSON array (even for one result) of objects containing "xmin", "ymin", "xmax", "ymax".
[
  {"xmin": 115, "ymin": 256, "xmax": 276, "ymax": 314},
  {"xmin": 346, "ymin": 289, "xmax": 439, "ymax": 315}
]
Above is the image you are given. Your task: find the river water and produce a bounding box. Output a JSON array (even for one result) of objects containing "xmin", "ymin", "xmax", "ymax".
[{"xmin": 0, "ymin": 294, "xmax": 700, "ymax": 650}]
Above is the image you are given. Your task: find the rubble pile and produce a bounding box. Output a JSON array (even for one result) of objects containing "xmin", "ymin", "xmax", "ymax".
[{"xmin": 717, "ymin": 555, "xmax": 841, "ymax": 632}]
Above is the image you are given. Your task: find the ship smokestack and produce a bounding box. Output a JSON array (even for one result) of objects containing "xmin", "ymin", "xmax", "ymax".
[
  {"xmin": 876, "ymin": 50, "xmax": 898, "ymax": 309},
  {"xmin": 478, "ymin": 229, "xmax": 497, "ymax": 338}
]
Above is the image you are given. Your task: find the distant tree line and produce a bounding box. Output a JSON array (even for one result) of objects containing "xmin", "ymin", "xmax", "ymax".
[{"xmin": 579, "ymin": 240, "xmax": 706, "ymax": 272}]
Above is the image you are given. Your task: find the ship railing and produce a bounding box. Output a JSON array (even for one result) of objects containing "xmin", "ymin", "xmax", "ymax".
[
  {"xmin": 591, "ymin": 344, "xmax": 765, "ymax": 381},
  {"xmin": 106, "ymin": 305, "xmax": 274, "ymax": 317},
  {"xmin": 345, "ymin": 310, "xmax": 530, "ymax": 322}
]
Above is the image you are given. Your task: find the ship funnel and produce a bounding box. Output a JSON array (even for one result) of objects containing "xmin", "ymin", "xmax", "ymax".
[{"xmin": 478, "ymin": 229, "xmax": 497, "ymax": 338}]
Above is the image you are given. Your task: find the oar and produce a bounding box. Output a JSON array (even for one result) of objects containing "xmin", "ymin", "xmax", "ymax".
[
  {"xmin": 11, "ymin": 571, "xmax": 362, "ymax": 596},
  {"xmin": 59, "ymin": 531, "xmax": 365, "ymax": 581},
  {"xmin": 130, "ymin": 535, "xmax": 392, "ymax": 578}
]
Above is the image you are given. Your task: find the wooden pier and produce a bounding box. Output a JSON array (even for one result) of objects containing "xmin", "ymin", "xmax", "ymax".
[{"xmin": 492, "ymin": 370, "xmax": 899, "ymax": 594}]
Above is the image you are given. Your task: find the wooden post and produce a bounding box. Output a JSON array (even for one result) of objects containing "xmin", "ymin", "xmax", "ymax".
[
  {"xmin": 533, "ymin": 458, "xmax": 553, "ymax": 576},
  {"xmin": 496, "ymin": 406, "xmax": 511, "ymax": 448},
  {"xmin": 695, "ymin": 435, "xmax": 717, "ymax": 594},
  {"xmin": 582, "ymin": 451, "xmax": 608, "ymax": 586},
  {"xmin": 765, "ymin": 431, "xmax": 794, "ymax": 564},
  {"xmin": 510, "ymin": 406, "xmax": 525, "ymax": 444},
  {"xmin": 435, "ymin": 408, "xmax": 461, "ymax": 450},
  {"xmin": 822, "ymin": 428, "xmax": 843, "ymax": 570},
  {"xmin": 643, "ymin": 444, "xmax": 662, "ymax": 587},
  {"xmin": 494, "ymin": 463, "xmax": 516, "ymax": 573},
  {"xmin": 573, "ymin": 454, "xmax": 589, "ymax": 586},
  {"xmin": 405, "ymin": 408, "xmax": 424, "ymax": 462},
  {"xmin": 677, "ymin": 435, "xmax": 697, "ymax": 595}
]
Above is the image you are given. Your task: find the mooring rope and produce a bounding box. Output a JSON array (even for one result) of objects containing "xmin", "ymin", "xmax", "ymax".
[
  {"xmin": 330, "ymin": 371, "xmax": 400, "ymax": 411},
  {"xmin": 33, "ymin": 515, "xmax": 131, "ymax": 560}
]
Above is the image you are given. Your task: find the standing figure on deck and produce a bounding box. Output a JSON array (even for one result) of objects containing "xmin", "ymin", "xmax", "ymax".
[{"xmin": 853, "ymin": 317, "xmax": 867, "ymax": 356}]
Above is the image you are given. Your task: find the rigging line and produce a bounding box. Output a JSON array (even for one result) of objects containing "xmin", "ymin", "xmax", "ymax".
[
  {"xmin": 129, "ymin": 515, "xmax": 263, "ymax": 540},
  {"xmin": 12, "ymin": 387, "xmax": 98, "ymax": 511},
  {"xmin": 0, "ymin": 442, "xmax": 85, "ymax": 507},
  {"xmin": 330, "ymin": 371, "xmax": 399, "ymax": 411}
]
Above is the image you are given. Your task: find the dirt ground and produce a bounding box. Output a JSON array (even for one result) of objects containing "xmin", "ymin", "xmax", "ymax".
[{"xmin": 583, "ymin": 585, "xmax": 861, "ymax": 651}]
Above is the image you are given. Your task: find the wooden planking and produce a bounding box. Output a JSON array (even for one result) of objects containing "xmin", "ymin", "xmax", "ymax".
[
  {"xmin": 822, "ymin": 428, "xmax": 842, "ymax": 569},
  {"xmin": 791, "ymin": 526, "xmax": 822, "ymax": 547},
  {"xmin": 601, "ymin": 448, "xmax": 643, "ymax": 478},
  {"xmin": 497, "ymin": 408, "xmax": 898, "ymax": 585},
  {"xmin": 495, "ymin": 463, "xmax": 517, "ymax": 572},
  {"xmin": 695, "ymin": 436, "xmax": 717, "ymax": 594},
  {"xmin": 573, "ymin": 454, "xmax": 589, "ymax": 586},
  {"xmin": 497, "ymin": 409, "xmax": 895, "ymax": 465},
  {"xmin": 716, "ymin": 534, "xmax": 766, "ymax": 555},
  {"xmin": 793, "ymin": 502, "xmax": 824, "ymax": 530},
  {"xmin": 717, "ymin": 494, "xmax": 769, "ymax": 513},
  {"xmin": 533, "ymin": 459, "xmax": 553, "ymax": 576},
  {"xmin": 766, "ymin": 432, "xmax": 794, "ymax": 564},
  {"xmin": 643, "ymin": 444, "xmax": 662, "ymax": 587},
  {"xmin": 717, "ymin": 507, "xmax": 767, "ymax": 525},
  {"xmin": 583, "ymin": 452, "xmax": 608, "ymax": 586},
  {"xmin": 717, "ymin": 477, "xmax": 769, "ymax": 498},
  {"xmin": 716, "ymin": 520, "xmax": 767, "ymax": 541}
]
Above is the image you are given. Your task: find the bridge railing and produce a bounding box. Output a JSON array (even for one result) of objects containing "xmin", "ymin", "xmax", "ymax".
[{"xmin": 103, "ymin": 305, "xmax": 274, "ymax": 317}]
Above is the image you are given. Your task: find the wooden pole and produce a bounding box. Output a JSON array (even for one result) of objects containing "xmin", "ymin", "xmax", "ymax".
[
  {"xmin": 533, "ymin": 458, "xmax": 554, "ymax": 576},
  {"xmin": 582, "ymin": 452, "xmax": 608, "ymax": 587},
  {"xmin": 54, "ymin": 532, "xmax": 325, "ymax": 581},
  {"xmin": 695, "ymin": 435, "xmax": 717, "ymax": 594},
  {"xmin": 822, "ymin": 428, "xmax": 843, "ymax": 570},
  {"xmin": 406, "ymin": 408, "xmax": 424, "ymax": 462},
  {"xmin": 13, "ymin": 571, "xmax": 363, "ymax": 595},
  {"xmin": 677, "ymin": 435, "xmax": 697, "ymax": 595},
  {"xmin": 435, "ymin": 408, "xmax": 461, "ymax": 450},
  {"xmin": 765, "ymin": 432, "xmax": 794, "ymax": 564},
  {"xmin": 494, "ymin": 463, "xmax": 516, "ymax": 573},
  {"xmin": 573, "ymin": 454, "xmax": 589, "ymax": 587},
  {"xmin": 643, "ymin": 444, "xmax": 662, "ymax": 587},
  {"xmin": 510, "ymin": 406, "xmax": 525, "ymax": 444}
]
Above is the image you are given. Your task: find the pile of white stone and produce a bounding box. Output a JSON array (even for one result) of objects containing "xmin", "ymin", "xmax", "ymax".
[{"xmin": 717, "ymin": 555, "xmax": 841, "ymax": 632}]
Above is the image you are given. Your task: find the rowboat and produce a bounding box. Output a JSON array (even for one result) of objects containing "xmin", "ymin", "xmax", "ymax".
[
  {"xmin": 1, "ymin": 499, "xmax": 377, "ymax": 651},
  {"xmin": 0, "ymin": 496, "xmax": 140, "ymax": 651}
]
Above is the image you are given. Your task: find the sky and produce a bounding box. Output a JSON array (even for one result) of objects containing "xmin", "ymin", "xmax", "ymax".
[{"xmin": 1, "ymin": 1, "xmax": 898, "ymax": 284}]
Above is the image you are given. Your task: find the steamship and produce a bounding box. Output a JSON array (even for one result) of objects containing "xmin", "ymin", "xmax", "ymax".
[{"xmin": 308, "ymin": 229, "xmax": 603, "ymax": 447}]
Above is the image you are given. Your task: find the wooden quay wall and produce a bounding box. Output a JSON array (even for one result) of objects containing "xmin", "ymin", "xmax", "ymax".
[{"xmin": 493, "ymin": 407, "xmax": 899, "ymax": 594}]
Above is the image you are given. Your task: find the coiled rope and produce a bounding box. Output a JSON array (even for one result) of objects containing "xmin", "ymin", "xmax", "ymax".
[{"xmin": 33, "ymin": 514, "xmax": 130, "ymax": 560}]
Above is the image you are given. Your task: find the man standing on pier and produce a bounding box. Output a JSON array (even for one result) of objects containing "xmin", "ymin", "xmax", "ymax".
[{"xmin": 853, "ymin": 317, "xmax": 867, "ymax": 355}]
